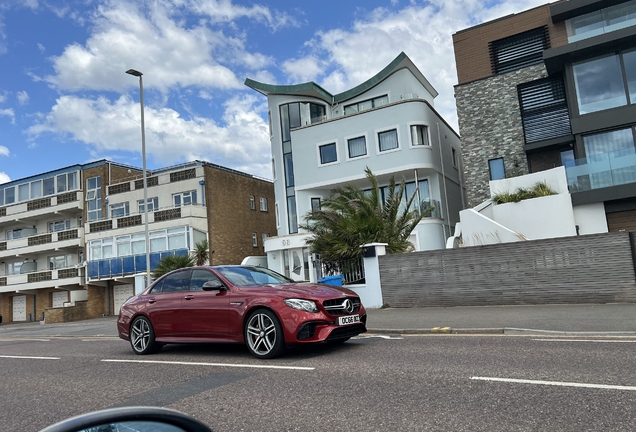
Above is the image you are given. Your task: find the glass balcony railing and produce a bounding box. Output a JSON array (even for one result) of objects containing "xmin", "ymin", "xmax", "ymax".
[
  {"xmin": 565, "ymin": 147, "xmax": 636, "ymax": 192},
  {"xmin": 566, "ymin": 0, "xmax": 636, "ymax": 43},
  {"xmin": 87, "ymin": 248, "xmax": 189, "ymax": 279}
]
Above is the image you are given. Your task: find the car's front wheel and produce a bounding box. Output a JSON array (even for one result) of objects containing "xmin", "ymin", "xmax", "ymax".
[
  {"xmin": 130, "ymin": 316, "xmax": 161, "ymax": 355},
  {"xmin": 244, "ymin": 309, "xmax": 285, "ymax": 359}
]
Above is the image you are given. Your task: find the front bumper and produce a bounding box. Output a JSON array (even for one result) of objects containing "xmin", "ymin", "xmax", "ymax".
[{"xmin": 280, "ymin": 307, "xmax": 368, "ymax": 344}]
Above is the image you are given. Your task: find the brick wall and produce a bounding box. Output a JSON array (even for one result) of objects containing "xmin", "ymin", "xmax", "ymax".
[
  {"xmin": 204, "ymin": 166, "xmax": 276, "ymax": 265},
  {"xmin": 453, "ymin": 3, "xmax": 568, "ymax": 85},
  {"xmin": 456, "ymin": 64, "xmax": 547, "ymax": 206}
]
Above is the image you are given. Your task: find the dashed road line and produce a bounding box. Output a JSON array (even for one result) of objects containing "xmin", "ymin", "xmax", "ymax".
[
  {"xmin": 471, "ymin": 376, "xmax": 636, "ymax": 391},
  {"xmin": 534, "ymin": 339, "xmax": 636, "ymax": 343},
  {"xmin": 102, "ymin": 359, "xmax": 314, "ymax": 370},
  {"xmin": 0, "ymin": 355, "xmax": 59, "ymax": 360}
]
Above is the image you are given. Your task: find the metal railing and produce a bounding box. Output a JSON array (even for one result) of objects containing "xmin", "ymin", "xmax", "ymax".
[{"xmin": 320, "ymin": 257, "xmax": 365, "ymax": 285}]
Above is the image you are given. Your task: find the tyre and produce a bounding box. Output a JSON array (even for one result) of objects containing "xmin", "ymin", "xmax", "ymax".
[
  {"xmin": 130, "ymin": 316, "xmax": 161, "ymax": 355},
  {"xmin": 244, "ymin": 309, "xmax": 285, "ymax": 359}
]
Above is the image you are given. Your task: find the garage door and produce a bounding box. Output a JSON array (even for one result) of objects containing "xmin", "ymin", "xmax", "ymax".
[
  {"xmin": 113, "ymin": 284, "xmax": 134, "ymax": 315},
  {"xmin": 12, "ymin": 295, "xmax": 26, "ymax": 322},
  {"xmin": 52, "ymin": 291, "xmax": 68, "ymax": 308},
  {"xmin": 607, "ymin": 210, "xmax": 636, "ymax": 232}
]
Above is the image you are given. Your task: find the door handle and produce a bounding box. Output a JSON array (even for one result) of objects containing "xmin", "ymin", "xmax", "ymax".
[
  {"xmin": 184, "ymin": 295, "xmax": 194, "ymax": 300},
  {"xmin": 148, "ymin": 299, "xmax": 156, "ymax": 304}
]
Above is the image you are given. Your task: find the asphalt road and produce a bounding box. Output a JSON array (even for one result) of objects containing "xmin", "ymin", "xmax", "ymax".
[{"xmin": 1, "ymin": 334, "xmax": 635, "ymax": 431}]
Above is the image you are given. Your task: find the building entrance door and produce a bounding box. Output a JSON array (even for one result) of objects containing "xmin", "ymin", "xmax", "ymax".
[
  {"xmin": 12, "ymin": 295, "xmax": 26, "ymax": 322},
  {"xmin": 284, "ymin": 247, "xmax": 310, "ymax": 282}
]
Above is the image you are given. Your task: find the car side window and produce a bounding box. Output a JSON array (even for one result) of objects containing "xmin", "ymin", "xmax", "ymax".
[
  {"xmin": 190, "ymin": 269, "xmax": 223, "ymax": 291},
  {"xmin": 160, "ymin": 270, "xmax": 191, "ymax": 293},
  {"xmin": 148, "ymin": 278, "xmax": 165, "ymax": 294}
]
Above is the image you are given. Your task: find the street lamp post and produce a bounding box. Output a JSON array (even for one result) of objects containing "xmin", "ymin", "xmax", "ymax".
[{"xmin": 125, "ymin": 69, "xmax": 151, "ymax": 287}]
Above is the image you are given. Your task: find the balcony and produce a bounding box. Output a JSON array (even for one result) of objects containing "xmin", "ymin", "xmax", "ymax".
[
  {"xmin": 0, "ymin": 228, "xmax": 84, "ymax": 260},
  {"xmin": 87, "ymin": 248, "xmax": 189, "ymax": 280},
  {"xmin": 0, "ymin": 267, "xmax": 85, "ymax": 293},
  {"xmin": 0, "ymin": 191, "xmax": 83, "ymax": 224},
  {"xmin": 86, "ymin": 205, "xmax": 207, "ymax": 236},
  {"xmin": 566, "ymin": 147, "xmax": 636, "ymax": 193}
]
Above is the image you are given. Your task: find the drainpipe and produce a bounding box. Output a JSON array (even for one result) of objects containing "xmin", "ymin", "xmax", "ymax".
[{"xmin": 437, "ymin": 123, "xmax": 451, "ymax": 240}]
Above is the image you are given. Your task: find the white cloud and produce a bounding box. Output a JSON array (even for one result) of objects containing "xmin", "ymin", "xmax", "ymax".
[
  {"xmin": 0, "ymin": 145, "xmax": 8, "ymax": 157},
  {"xmin": 37, "ymin": 43, "xmax": 45, "ymax": 53},
  {"xmin": 282, "ymin": 56, "xmax": 324, "ymax": 83},
  {"xmin": 27, "ymin": 93, "xmax": 272, "ymax": 178},
  {"xmin": 188, "ymin": 0, "xmax": 298, "ymax": 31},
  {"xmin": 17, "ymin": 91, "xmax": 29, "ymax": 105},
  {"xmin": 0, "ymin": 172, "xmax": 10, "ymax": 184},
  {"xmin": 0, "ymin": 108, "xmax": 15, "ymax": 124},
  {"xmin": 44, "ymin": 0, "xmax": 291, "ymax": 94}
]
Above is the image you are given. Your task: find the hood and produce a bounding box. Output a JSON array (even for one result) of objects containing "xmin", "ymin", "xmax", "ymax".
[{"xmin": 239, "ymin": 282, "xmax": 356, "ymax": 299}]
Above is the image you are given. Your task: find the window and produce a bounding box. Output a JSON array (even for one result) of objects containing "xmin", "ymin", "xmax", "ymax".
[
  {"xmin": 18, "ymin": 184, "xmax": 29, "ymax": 201},
  {"xmin": 49, "ymin": 220, "xmax": 71, "ymax": 232},
  {"xmin": 110, "ymin": 202, "xmax": 130, "ymax": 219},
  {"xmin": 89, "ymin": 238, "xmax": 113, "ymax": 260},
  {"xmin": 287, "ymin": 196, "xmax": 298, "ymax": 234},
  {"xmin": 573, "ymin": 54, "xmax": 626, "ymax": 114},
  {"xmin": 138, "ymin": 197, "xmax": 158, "ymax": 213},
  {"xmin": 86, "ymin": 176, "xmax": 102, "ymax": 222},
  {"xmin": 490, "ymin": 27, "xmax": 549, "ymax": 74},
  {"xmin": 7, "ymin": 228, "xmax": 23, "ymax": 240},
  {"xmin": 7, "ymin": 262, "xmax": 22, "ymax": 276},
  {"xmin": 252, "ymin": 232, "xmax": 258, "ymax": 247},
  {"xmin": 489, "ymin": 158, "xmax": 506, "ymax": 180},
  {"xmin": 160, "ymin": 270, "xmax": 191, "ymax": 293},
  {"xmin": 275, "ymin": 202, "xmax": 280, "ymax": 228},
  {"xmin": 250, "ymin": 195, "xmax": 255, "ymax": 210},
  {"xmin": 261, "ymin": 233, "xmax": 269, "ymax": 245},
  {"xmin": 260, "ymin": 197, "xmax": 268, "ymax": 212},
  {"xmin": 49, "ymin": 254, "xmax": 73, "ymax": 270},
  {"xmin": 190, "ymin": 269, "xmax": 222, "ymax": 291},
  {"xmin": 378, "ymin": 129, "xmax": 399, "ymax": 152},
  {"xmin": 582, "ymin": 128, "xmax": 636, "ymax": 188},
  {"xmin": 410, "ymin": 125, "xmax": 430, "ymax": 146},
  {"xmin": 625, "ymin": 49, "xmax": 636, "ymax": 104},
  {"xmin": 173, "ymin": 190, "xmax": 197, "ymax": 207},
  {"xmin": 319, "ymin": 143, "xmax": 337, "ymax": 164},
  {"xmin": 5, "ymin": 187, "xmax": 15, "ymax": 204},
  {"xmin": 452, "ymin": 148, "xmax": 458, "ymax": 168},
  {"xmin": 344, "ymin": 95, "xmax": 389, "ymax": 115},
  {"xmin": 311, "ymin": 198, "xmax": 321, "ymax": 211},
  {"xmin": 347, "ymin": 136, "xmax": 367, "ymax": 158},
  {"xmin": 518, "ymin": 76, "xmax": 572, "ymax": 143},
  {"xmin": 560, "ymin": 149, "xmax": 575, "ymax": 167}
]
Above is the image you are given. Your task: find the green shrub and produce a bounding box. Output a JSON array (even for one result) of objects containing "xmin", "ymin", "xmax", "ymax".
[{"xmin": 492, "ymin": 181, "xmax": 557, "ymax": 204}]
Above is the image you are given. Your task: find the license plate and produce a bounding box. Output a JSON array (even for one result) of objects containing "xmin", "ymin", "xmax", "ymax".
[{"xmin": 338, "ymin": 315, "xmax": 360, "ymax": 326}]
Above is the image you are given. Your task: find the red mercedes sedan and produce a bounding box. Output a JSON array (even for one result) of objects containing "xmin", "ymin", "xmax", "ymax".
[{"xmin": 117, "ymin": 265, "xmax": 367, "ymax": 359}]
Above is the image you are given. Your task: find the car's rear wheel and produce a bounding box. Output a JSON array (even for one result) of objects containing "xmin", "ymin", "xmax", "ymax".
[
  {"xmin": 130, "ymin": 316, "xmax": 160, "ymax": 355},
  {"xmin": 244, "ymin": 309, "xmax": 285, "ymax": 359}
]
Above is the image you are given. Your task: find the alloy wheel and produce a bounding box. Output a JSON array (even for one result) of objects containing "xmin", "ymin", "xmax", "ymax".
[
  {"xmin": 131, "ymin": 318, "xmax": 150, "ymax": 353},
  {"xmin": 246, "ymin": 312, "xmax": 277, "ymax": 356}
]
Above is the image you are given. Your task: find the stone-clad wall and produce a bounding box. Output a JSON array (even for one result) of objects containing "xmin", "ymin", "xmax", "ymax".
[{"xmin": 455, "ymin": 64, "xmax": 547, "ymax": 207}]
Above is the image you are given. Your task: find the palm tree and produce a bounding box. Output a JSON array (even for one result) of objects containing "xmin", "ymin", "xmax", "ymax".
[
  {"xmin": 302, "ymin": 167, "xmax": 433, "ymax": 262},
  {"xmin": 191, "ymin": 239, "xmax": 210, "ymax": 266},
  {"xmin": 151, "ymin": 254, "xmax": 195, "ymax": 279}
]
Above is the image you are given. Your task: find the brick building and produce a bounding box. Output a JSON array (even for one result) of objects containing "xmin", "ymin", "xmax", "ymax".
[{"xmin": 0, "ymin": 160, "xmax": 275, "ymax": 323}]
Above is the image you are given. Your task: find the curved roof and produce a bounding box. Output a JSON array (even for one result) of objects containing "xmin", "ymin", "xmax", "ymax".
[{"xmin": 245, "ymin": 52, "xmax": 438, "ymax": 103}]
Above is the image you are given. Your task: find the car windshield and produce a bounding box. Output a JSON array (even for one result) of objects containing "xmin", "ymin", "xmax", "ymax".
[{"xmin": 215, "ymin": 266, "xmax": 292, "ymax": 287}]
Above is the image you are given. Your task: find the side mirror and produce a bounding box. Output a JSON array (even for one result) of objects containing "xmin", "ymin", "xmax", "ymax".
[
  {"xmin": 202, "ymin": 279, "xmax": 225, "ymax": 291},
  {"xmin": 39, "ymin": 406, "xmax": 212, "ymax": 432}
]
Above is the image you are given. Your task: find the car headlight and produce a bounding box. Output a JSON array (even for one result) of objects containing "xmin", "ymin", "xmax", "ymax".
[{"xmin": 284, "ymin": 299, "xmax": 318, "ymax": 313}]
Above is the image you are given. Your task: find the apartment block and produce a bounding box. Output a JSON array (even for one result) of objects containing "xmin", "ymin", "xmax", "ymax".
[
  {"xmin": 246, "ymin": 52, "xmax": 465, "ymax": 281},
  {"xmin": 453, "ymin": 0, "xmax": 636, "ymax": 232},
  {"xmin": 0, "ymin": 160, "xmax": 275, "ymax": 323}
]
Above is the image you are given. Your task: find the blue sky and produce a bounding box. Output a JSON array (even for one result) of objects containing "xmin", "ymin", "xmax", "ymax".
[{"xmin": 0, "ymin": 0, "xmax": 544, "ymax": 184}]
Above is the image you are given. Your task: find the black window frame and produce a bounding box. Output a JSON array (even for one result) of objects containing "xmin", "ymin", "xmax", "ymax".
[
  {"xmin": 490, "ymin": 27, "xmax": 549, "ymax": 75},
  {"xmin": 319, "ymin": 142, "xmax": 338, "ymax": 165},
  {"xmin": 488, "ymin": 158, "xmax": 506, "ymax": 181}
]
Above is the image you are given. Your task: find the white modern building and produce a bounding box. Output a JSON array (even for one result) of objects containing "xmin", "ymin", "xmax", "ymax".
[{"xmin": 246, "ymin": 52, "xmax": 465, "ymax": 282}]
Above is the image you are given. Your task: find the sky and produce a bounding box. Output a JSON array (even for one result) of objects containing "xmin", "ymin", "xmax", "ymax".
[{"xmin": 0, "ymin": 0, "xmax": 548, "ymax": 185}]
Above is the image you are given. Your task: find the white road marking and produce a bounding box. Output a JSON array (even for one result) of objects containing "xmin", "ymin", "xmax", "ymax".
[
  {"xmin": 102, "ymin": 359, "xmax": 314, "ymax": 371},
  {"xmin": 0, "ymin": 355, "xmax": 59, "ymax": 360},
  {"xmin": 0, "ymin": 338, "xmax": 51, "ymax": 342},
  {"xmin": 355, "ymin": 335, "xmax": 403, "ymax": 340},
  {"xmin": 534, "ymin": 339, "xmax": 636, "ymax": 343},
  {"xmin": 470, "ymin": 376, "xmax": 636, "ymax": 391}
]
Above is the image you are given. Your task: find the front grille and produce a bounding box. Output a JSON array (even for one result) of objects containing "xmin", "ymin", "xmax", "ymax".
[
  {"xmin": 323, "ymin": 297, "xmax": 361, "ymax": 316},
  {"xmin": 297, "ymin": 322, "xmax": 317, "ymax": 340},
  {"xmin": 326, "ymin": 324, "xmax": 367, "ymax": 341}
]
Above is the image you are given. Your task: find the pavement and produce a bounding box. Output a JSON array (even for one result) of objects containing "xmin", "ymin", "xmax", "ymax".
[{"xmin": 0, "ymin": 303, "xmax": 635, "ymax": 338}]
